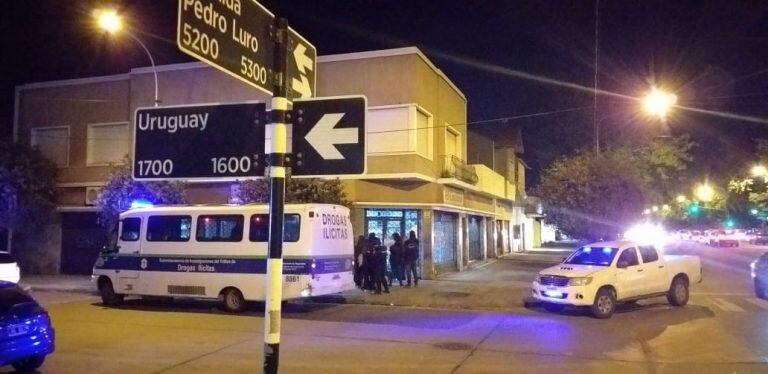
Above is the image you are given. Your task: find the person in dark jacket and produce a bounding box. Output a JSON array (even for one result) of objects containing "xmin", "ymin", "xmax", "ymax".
[
  {"xmin": 363, "ymin": 233, "xmax": 381, "ymax": 291},
  {"xmin": 373, "ymin": 245, "xmax": 390, "ymax": 294},
  {"xmin": 388, "ymin": 233, "xmax": 405, "ymax": 286},
  {"xmin": 353, "ymin": 235, "xmax": 367, "ymax": 288},
  {"xmin": 404, "ymin": 230, "xmax": 420, "ymax": 287}
]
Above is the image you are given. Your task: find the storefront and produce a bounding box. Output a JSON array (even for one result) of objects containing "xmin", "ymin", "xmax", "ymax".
[
  {"xmin": 433, "ymin": 210, "xmax": 458, "ymax": 272},
  {"xmin": 467, "ymin": 215, "xmax": 484, "ymax": 262}
]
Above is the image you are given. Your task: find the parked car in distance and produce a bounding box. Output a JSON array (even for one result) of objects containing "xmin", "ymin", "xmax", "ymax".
[
  {"xmin": 749, "ymin": 231, "xmax": 768, "ymax": 245},
  {"xmin": 0, "ymin": 252, "xmax": 20, "ymax": 284},
  {"xmin": 752, "ymin": 253, "xmax": 768, "ymax": 298},
  {"xmin": 0, "ymin": 282, "xmax": 55, "ymax": 371},
  {"xmin": 531, "ymin": 241, "xmax": 702, "ymax": 318},
  {"xmin": 691, "ymin": 230, "xmax": 706, "ymax": 244},
  {"xmin": 710, "ymin": 230, "xmax": 739, "ymax": 247}
]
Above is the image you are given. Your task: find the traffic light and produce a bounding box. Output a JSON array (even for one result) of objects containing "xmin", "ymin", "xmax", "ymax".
[
  {"xmin": 725, "ymin": 219, "xmax": 735, "ymax": 228},
  {"xmin": 688, "ymin": 203, "xmax": 700, "ymax": 216}
]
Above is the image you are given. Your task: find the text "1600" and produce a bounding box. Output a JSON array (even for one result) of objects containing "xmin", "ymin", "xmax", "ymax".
[
  {"xmin": 137, "ymin": 159, "xmax": 174, "ymax": 177},
  {"xmin": 211, "ymin": 156, "xmax": 255, "ymax": 175}
]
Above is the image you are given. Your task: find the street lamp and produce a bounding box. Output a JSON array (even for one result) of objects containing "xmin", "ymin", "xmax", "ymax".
[
  {"xmin": 752, "ymin": 165, "xmax": 767, "ymax": 179},
  {"xmin": 694, "ymin": 183, "xmax": 715, "ymax": 203},
  {"xmin": 676, "ymin": 195, "xmax": 687, "ymax": 203},
  {"xmin": 642, "ymin": 87, "xmax": 677, "ymax": 120},
  {"xmin": 95, "ymin": 9, "xmax": 160, "ymax": 106}
]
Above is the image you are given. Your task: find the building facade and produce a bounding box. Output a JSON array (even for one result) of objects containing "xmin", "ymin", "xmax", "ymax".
[{"xmin": 12, "ymin": 47, "xmax": 530, "ymax": 277}]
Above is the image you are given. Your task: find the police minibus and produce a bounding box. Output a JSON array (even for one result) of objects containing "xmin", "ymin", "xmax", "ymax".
[{"xmin": 92, "ymin": 203, "xmax": 355, "ymax": 312}]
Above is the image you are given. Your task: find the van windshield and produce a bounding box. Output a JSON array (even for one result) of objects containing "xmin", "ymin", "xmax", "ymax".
[{"xmin": 564, "ymin": 247, "xmax": 618, "ymax": 266}]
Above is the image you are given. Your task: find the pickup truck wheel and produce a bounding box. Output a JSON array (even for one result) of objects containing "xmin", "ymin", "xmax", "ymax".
[
  {"xmin": 591, "ymin": 288, "xmax": 616, "ymax": 319},
  {"xmin": 98, "ymin": 278, "xmax": 124, "ymax": 306},
  {"xmin": 755, "ymin": 279, "xmax": 767, "ymax": 299},
  {"xmin": 543, "ymin": 303, "xmax": 565, "ymax": 313},
  {"xmin": 667, "ymin": 277, "xmax": 689, "ymax": 306}
]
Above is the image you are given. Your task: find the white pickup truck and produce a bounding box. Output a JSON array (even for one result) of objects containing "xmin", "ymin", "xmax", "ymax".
[{"xmin": 531, "ymin": 240, "xmax": 702, "ymax": 318}]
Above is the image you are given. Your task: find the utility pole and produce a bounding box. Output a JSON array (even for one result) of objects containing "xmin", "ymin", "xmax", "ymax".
[
  {"xmin": 264, "ymin": 17, "xmax": 289, "ymax": 374},
  {"xmin": 593, "ymin": 0, "xmax": 600, "ymax": 154}
]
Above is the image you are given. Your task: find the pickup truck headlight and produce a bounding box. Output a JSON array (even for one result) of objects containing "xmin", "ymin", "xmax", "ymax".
[{"xmin": 568, "ymin": 277, "xmax": 593, "ymax": 286}]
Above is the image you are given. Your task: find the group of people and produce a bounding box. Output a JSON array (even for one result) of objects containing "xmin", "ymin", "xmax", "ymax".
[{"xmin": 354, "ymin": 231, "xmax": 420, "ymax": 294}]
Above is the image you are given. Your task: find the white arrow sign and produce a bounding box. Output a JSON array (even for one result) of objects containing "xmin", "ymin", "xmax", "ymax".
[
  {"xmin": 293, "ymin": 44, "xmax": 313, "ymax": 75},
  {"xmin": 305, "ymin": 113, "xmax": 358, "ymax": 160}
]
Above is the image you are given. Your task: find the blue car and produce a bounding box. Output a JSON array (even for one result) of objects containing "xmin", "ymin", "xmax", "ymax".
[{"xmin": 0, "ymin": 282, "xmax": 55, "ymax": 371}]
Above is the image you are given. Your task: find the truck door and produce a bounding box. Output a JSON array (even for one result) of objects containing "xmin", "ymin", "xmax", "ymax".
[
  {"xmin": 637, "ymin": 246, "xmax": 665, "ymax": 294},
  {"xmin": 615, "ymin": 247, "xmax": 643, "ymax": 299},
  {"xmin": 116, "ymin": 217, "xmax": 142, "ymax": 290}
]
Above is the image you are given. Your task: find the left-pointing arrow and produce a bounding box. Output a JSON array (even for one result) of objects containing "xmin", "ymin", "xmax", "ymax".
[{"xmin": 305, "ymin": 113, "xmax": 358, "ymax": 160}]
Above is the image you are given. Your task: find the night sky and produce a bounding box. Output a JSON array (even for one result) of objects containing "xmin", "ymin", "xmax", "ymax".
[{"xmin": 2, "ymin": 0, "xmax": 768, "ymax": 186}]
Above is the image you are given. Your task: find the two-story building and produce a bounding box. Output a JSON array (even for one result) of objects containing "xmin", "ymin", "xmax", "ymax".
[{"xmin": 11, "ymin": 47, "xmax": 530, "ymax": 278}]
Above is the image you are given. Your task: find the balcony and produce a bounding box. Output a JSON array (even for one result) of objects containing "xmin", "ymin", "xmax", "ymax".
[{"xmin": 441, "ymin": 155, "xmax": 478, "ymax": 185}]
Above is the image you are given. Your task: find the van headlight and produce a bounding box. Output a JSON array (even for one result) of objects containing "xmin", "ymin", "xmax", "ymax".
[{"xmin": 568, "ymin": 277, "xmax": 593, "ymax": 286}]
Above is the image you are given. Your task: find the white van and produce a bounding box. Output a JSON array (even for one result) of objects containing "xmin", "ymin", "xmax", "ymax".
[{"xmin": 92, "ymin": 203, "xmax": 355, "ymax": 312}]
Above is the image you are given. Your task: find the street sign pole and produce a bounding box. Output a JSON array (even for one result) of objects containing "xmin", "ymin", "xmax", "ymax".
[{"xmin": 264, "ymin": 17, "xmax": 289, "ymax": 374}]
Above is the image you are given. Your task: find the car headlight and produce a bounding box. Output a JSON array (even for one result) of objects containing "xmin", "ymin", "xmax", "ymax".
[{"xmin": 568, "ymin": 277, "xmax": 593, "ymax": 286}]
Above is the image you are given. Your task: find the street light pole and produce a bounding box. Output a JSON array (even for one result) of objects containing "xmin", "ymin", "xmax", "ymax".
[
  {"xmin": 593, "ymin": 0, "xmax": 600, "ymax": 154},
  {"xmin": 126, "ymin": 32, "xmax": 160, "ymax": 107}
]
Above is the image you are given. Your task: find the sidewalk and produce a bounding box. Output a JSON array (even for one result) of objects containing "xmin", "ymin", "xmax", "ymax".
[
  {"xmin": 19, "ymin": 257, "xmax": 550, "ymax": 312},
  {"xmin": 499, "ymin": 248, "xmax": 573, "ymax": 263}
]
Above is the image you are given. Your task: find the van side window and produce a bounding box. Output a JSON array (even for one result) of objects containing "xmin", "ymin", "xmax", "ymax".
[
  {"xmin": 249, "ymin": 214, "xmax": 301, "ymax": 242},
  {"xmin": 121, "ymin": 218, "xmax": 141, "ymax": 241},
  {"xmin": 147, "ymin": 216, "xmax": 192, "ymax": 242},
  {"xmin": 638, "ymin": 246, "xmax": 659, "ymax": 263},
  {"xmin": 196, "ymin": 215, "xmax": 244, "ymax": 242}
]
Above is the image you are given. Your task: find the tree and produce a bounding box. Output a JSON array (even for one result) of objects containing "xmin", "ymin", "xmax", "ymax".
[
  {"xmin": 96, "ymin": 156, "xmax": 187, "ymax": 228},
  {"xmin": 535, "ymin": 149, "xmax": 649, "ymax": 241},
  {"xmin": 0, "ymin": 140, "xmax": 57, "ymax": 234},
  {"xmin": 237, "ymin": 177, "xmax": 350, "ymax": 207}
]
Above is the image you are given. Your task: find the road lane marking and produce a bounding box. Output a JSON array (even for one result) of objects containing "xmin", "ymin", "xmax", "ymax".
[
  {"xmin": 711, "ymin": 297, "xmax": 746, "ymax": 312},
  {"xmin": 745, "ymin": 297, "xmax": 768, "ymax": 311}
]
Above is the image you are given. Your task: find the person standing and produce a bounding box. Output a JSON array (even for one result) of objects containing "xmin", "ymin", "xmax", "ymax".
[
  {"xmin": 388, "ymin": 233, "xmax": 405, "ymax": 286},
  {"xmin": 373, "ymin": 245, "xmax": 390, "ymax": 294},
  {"xmin": 363, "ymin": 233, "xmax": 380, "ymax": 291},
  {"xmin": 404, "ymin": 230, "xmax": 420, "ymax": 287},
  {"xmin": 353, "ymin": 235, "xmax": 367, "ymax": 289}
]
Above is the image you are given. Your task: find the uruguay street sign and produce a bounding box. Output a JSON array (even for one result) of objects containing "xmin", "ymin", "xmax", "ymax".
[
  {"xmin": 177, "ymin": 0, "xmax": 316, "ymax": 101},
  {"xmin": 291, "ymin": 96, "xmax": 367, "ymax": 176},
  {"xmin": 133, "ymin": 102, "xmax": 266, "ymax": 181}
]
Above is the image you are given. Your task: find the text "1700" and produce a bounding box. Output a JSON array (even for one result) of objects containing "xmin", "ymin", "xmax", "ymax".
[{"xmin": 136, "ymin": 159, "xmax": 173, "ymax": 177}]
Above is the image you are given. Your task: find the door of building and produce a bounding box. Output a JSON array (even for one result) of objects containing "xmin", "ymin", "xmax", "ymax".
[
  {"xmin": 468, "ymin": 215, "xmax": 483, "ymax": 261},
  {"xmin": 434, "ymin": 211, "xmax": 457, "ymax": 270},
  {"xmin": 61, "ymin": 212, "xmax": 106, "ymax": 275}
]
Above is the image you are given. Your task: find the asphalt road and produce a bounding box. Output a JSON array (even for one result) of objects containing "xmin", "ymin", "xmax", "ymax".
[{"xmin": 4, "ymin": 241, "xmax": 768, "ymax": 373}]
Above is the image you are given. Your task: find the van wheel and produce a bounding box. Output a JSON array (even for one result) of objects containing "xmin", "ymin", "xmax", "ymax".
[
  {"xmin": 667, "ymin": 276, "xmax": 689, "ymax": 306},
  {"xmin": 98, "ymin": 278, "xmax": 124, "ymax": 306},
  {"xmin": 591, "ymin": 288, "xmax": 616, "ymax": 319},
  {"xmin": 220, "ymin": 288, "xmax": 246, "ymax": 313},
  {"xmin": 12, "ymin": 355, "xmax": 45, "ymax": 371}
]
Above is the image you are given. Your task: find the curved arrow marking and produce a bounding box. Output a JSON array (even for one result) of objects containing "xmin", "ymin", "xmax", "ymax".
[
  {"xmin": 306, "ymin": 113, "xmax": 358, "ymax": 160},
  {"xmin": 293, "ymin": 44, "xmax": 314, "ymax": 74}
]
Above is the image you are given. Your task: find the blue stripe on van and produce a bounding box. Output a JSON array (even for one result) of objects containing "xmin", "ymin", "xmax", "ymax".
[{"xmin": 94, "ymin": 255, "xmax": 353, "ymax": 275}]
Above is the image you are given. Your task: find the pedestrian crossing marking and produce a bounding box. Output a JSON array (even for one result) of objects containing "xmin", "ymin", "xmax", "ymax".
[
  {"xmin": 745, "ymin": 297, "xmax": 768, "ymax": 311},
  {"xmin": 711, "ymin": 297, "xmax": 746, "ymax": 312}
]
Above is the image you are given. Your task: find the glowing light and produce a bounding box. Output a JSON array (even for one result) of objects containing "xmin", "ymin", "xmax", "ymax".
[
  {"xmin": 624, "ymin": 222, "xmax": 670, "ymax": 248},
  {"xmin": 583, "ymin": 247, "xmax": 592, "ymax": 253},
  {"xmin": 602, "ymin": 247, "xmax": 613, "ymax": 254},
  {"xmin": 130, "ymin": 199, "xmax": 153, "ymax": 209},
  {"xmin": 662, "ymin": 204, "xmax": 670, "ymax": 211},
  {"xmin": 642, "ymin": 88, "xmax": 678, "ymax": 120},
  {"xmin": 95, "ymin": 9, "xmax": 122, "ymax": 34},
  {"xmin": 751, "ymin": 209, "xmax": 759, "ymax": 215},
  {"xmin": 643, "ymin": 209, "xmax": 651, "ymax": 215},
  {"xmin": 695, "ymin": 184, "xmax": 715, "ymax": 202},
  {"xmin": 752, "ymin": 165, "xmax": 768, "ymax": 178},
  {"xmin": 652, "ymin": 206, "xmax": 659, "ymax": 212},
  {"xmin": 676, "ymin": 195, "xmax": 687, "ymax": 203}
]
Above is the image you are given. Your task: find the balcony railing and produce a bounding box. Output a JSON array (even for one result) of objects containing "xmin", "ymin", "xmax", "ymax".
[{"xmin": 441, "ymin": 155, "xmax": 478, "ymax": 185}]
